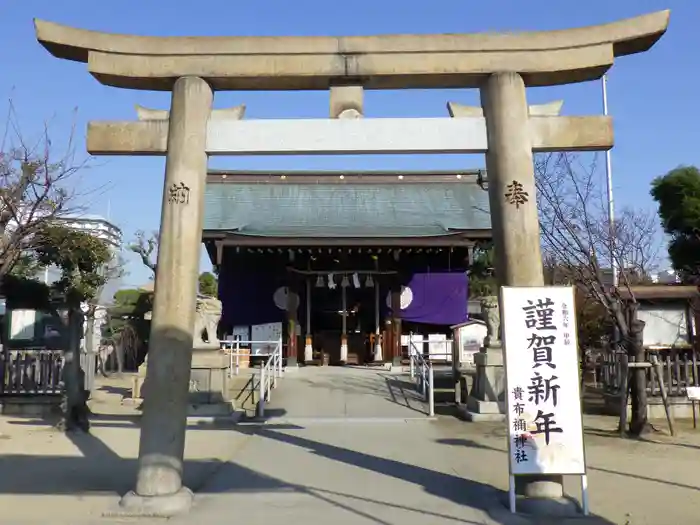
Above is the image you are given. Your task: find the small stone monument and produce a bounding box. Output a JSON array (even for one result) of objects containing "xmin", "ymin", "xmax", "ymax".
[{"xmin": 464, "ymin": 295, "xmax": 506, "ymax": 421}]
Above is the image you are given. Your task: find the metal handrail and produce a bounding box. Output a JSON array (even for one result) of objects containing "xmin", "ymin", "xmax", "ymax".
[
  {"xmin": 224, "ymin": 338, "xmax": 284, "ymax": 418},
  {"xmin": 222, "ymin": 339, "xmax": 281, "ymax": 377},
  {"xmin": 256, "ymin": 337, "xmax": 284, "ymax": 418},
  {"xmin": 408, "ymin": 335, "xmax": 435, "ymax": 417}
]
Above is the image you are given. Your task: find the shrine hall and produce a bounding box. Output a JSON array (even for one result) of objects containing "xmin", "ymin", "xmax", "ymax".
[{"xmin": 202, "ymin": 169, "xmax": 492, "ymax": 366}]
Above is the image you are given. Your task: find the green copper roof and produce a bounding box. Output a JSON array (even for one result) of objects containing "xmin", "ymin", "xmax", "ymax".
[{"xmin": 203, "ymin": 182, "xmax": 491, "ymax": 238}]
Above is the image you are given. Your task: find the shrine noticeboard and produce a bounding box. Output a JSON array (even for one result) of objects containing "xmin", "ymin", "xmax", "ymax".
[
  {"xmin": 251, "ymin": 322, "xmax": 282, "ymax": 355},
  {"xmin": 501, "ymin": 286, "xmax": 586, "ymax": 476}
]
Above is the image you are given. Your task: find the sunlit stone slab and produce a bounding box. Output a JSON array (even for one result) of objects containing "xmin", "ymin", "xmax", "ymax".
[{"xmin": 87, "ymin": 116, "xmax": 612, "ymax": 156}]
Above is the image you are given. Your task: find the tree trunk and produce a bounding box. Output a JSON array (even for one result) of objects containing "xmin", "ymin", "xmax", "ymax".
[
  {"xmin": 57, "ymin": 307, "xmax": 90, "ymax": 433},
  {"xmin": 115, "ymin": 337, "xmax": 124, "ymax": 374},
  {"xmin": 628, "ymin": 318, "xmax": 649, "ymax": 436}
]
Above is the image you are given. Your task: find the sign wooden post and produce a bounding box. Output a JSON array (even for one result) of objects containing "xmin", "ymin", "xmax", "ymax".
[{"xmin": 687, "ymin": 386, "xmax": 700, "ymax": 429}]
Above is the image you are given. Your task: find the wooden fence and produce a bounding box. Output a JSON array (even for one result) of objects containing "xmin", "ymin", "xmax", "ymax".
[
  {"xmin": 595, "ymin": 347, "xmax": 700, "ymax": 397},
  {"xmin": 0, "ymin": 348, "xmax": 64, "ymax": 395},
  {"xmin": 0, "ymin": 348, "xmax": 97, "ymax": 396}
]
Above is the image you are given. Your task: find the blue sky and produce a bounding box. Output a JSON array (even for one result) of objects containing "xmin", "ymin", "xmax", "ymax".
[{"xmin": 1, "ymin": 0, "xmax": 695, "ymax": 287}]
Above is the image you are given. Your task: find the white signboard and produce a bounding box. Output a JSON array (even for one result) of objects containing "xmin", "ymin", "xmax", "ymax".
[
  {"xmin": 686, "ymin": 386, "xmax": 700, "ymax": 401},
  {"xmin": 251, "ymin": 322, "xmax": 282, "ymax": 355},
  {"xmin": 456, "ymin": 322, "xmax": 486, "ymax": 366},
  {"xmin": 230, "ymin": 326, "xmax": 250, "ymax": 342},
  {"xmin": 9, "ymin": 309, "xmax": 37, "ymax": 340},
  {"xmin": 428, "ymin": 333, "xmax": 450, "ymax": 361},
  {"xmin": 501, "ymin": 286, "xmax": 585, "ymax": 476},
  {"xmin": 637, "ymin": 305, "xmax": 690, "ymax": 347}
]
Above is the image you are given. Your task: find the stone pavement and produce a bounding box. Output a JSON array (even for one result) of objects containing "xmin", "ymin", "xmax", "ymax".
[{"xmin": 0, "ymin": 368, "xmax": 699, "ymax": 524}]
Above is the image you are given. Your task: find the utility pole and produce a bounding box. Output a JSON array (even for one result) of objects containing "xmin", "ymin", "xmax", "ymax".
[{"xmin": 602, "ymin": 74, "xmax": 618, "ymax": 288}]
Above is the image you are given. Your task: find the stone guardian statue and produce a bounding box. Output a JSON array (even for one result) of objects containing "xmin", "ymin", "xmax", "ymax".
[
  {"xmin": 480, "ymin": 296, "xmax": 502, "ymax": 349},
  {"xmin": 193, "ymin": 295, "xmax": 223, "ymax": 350}
]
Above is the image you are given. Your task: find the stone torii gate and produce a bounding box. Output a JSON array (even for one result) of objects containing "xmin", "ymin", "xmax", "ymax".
[{"xmin": 35, "ymin": 10, "xmax": 668, "ymax": 516}]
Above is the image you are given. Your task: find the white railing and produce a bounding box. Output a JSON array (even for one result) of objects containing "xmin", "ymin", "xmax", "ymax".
[
  {"xmin": 222, "ymin": 339, "xmax": 281, "ymax": 377},
  {"xmin": 408, "ymin": 336, "xmax": 435, "ymax": 417},
  {"xmin": 221, "ymin": 338, "xmax": 284, "ymax": 418}
]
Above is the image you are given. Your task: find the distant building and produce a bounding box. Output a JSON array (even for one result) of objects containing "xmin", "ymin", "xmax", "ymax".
[
  {"xmin": 40, "ymin": 215, "xmax": 124, "ymax": 305},
  {"xmin": 598, "ymin": 267, "xmax": 681, "ymax": 288},
  {"xmin": 54, "ymin": 215, "xmax": 122, "ymax": 248},
  {"xmin": 650, "ymin": 269, "xmax": 681, "ymax": 284}
]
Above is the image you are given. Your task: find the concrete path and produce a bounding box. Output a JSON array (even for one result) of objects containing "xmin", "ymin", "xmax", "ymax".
[
  {"xmin": 170, "ymin": 414, "xmax": 700, "ymax": 525},
  {"xmin": 4, "ymin": 372, "xmax": 700, "ymax": 524},
  {"xmin": 170, "ymin": 418, "xmax": 501, "ymax": 525},
  {"xmin": 0, "ymin": 398, "xmax": 249, "ymax": 524},
  {"xmin": 262, "ymin": 366, "xmax": 431, "ymax": 421},
  {"xmin": 168, "ymin": 367, "xmax": 503, "ymax": 524}
]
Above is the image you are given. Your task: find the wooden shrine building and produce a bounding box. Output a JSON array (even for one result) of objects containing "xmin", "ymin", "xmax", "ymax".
[{"xmin": 203, "ymin": 169, "xmax": 492, "ymax": 366}]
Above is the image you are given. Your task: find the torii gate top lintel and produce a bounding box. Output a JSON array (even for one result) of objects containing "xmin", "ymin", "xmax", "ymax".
[{"xmin": 34, "ymin": 10, "xmax": 669, "ymax": 91}]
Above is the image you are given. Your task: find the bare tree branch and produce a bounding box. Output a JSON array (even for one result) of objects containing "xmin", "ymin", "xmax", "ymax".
[
  {"xmin": 128, "ymin": 230, "xmax": 158, "ymax": 276},
  {"xmin": 535, "ymin": 152, "xmax": 661, "ymax": 342},
  {"xmin": 0, "ymin": 101, "xmax": 92, "ymax": 279}
]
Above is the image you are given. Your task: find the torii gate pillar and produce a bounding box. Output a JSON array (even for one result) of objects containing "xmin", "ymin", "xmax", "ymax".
[
  {"xmin": 481, "ymin": 72, "xmax": 561, "ymax": 500},
  {"xmin": 481, "ymin": 72, "xmax": 545, "ymax": 288},
  {"xmin": 121, "ymin": 76, "xmax": 213, "ymax": 515}
]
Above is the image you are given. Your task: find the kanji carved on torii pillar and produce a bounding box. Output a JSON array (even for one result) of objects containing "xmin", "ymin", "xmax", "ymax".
[{"xmin": 34, "ymin": 9, "xmax": 669, "ymax": 517}]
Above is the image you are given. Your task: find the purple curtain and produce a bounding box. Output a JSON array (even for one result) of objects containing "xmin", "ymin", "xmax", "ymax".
[
  {"xmin": 391, "ymin": 272, "xmax": 468, "ymax": 326},
  {"xmin": 218, "ymin": 268, "xmax": 286, "ymax": 328}
]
